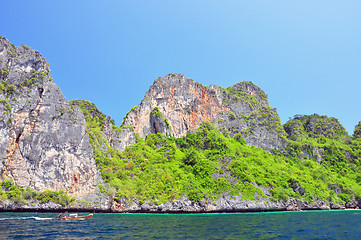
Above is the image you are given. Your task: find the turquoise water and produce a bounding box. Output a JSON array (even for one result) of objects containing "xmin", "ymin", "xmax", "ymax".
[{"xmin": 0, "ymin": 210, "xmax": 361, "ymax": 239}]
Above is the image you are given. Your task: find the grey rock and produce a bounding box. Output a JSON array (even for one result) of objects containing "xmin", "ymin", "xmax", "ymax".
[
  {"xmin": 101, "ymin": 116, "xmax": 136, "ymax": 153},
  {"xmin": 330, "ymin": 202, "xmax": 345, "ymax": 209},
  {"xmin": 345, "ymin": 200, "xmax": 361, "ymax": 209},
  {"xmin": 0, "ymin": 37, "xmax": 109, "ymax": 209},
  {"xmin": 121, "ymin": 73, "xmax": 286, "ymax": 152},
  {"xmin": 290, "ymin": 183, "xmax": 305, "ymax": 196},
  {"xmin": 328, "ymin": 184, "xmax": 343, "ymax": 196},
  {"xmin": 110, "ymin": 193, "xmax": 348, "ymax": 213}
]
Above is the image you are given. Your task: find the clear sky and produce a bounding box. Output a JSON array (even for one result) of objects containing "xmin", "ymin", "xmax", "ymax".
[{"xmin": 1, "ymin": 0, "xmax": 360, "ymax": 134}]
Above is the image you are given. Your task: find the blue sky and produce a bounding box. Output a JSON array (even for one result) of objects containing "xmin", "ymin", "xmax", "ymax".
[{"xmin": 1, "ymin": 0, "xmax": 360, "ymax": 134}]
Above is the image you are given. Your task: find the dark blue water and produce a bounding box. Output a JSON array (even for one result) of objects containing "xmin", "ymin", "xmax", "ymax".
[{"xmin": 0, "ymin": 210, "xmax": 360, "ymax": 239}]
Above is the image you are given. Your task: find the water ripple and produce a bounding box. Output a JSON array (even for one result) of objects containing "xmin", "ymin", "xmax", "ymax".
[{"xmin": 0, "ymin": 210, "xmax": 361, "ymax": 239}]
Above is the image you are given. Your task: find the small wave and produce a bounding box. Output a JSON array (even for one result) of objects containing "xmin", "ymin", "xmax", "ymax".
[
  {"xmin": 34, "ymin": 217, "xmax": 54, "ymax": 221},
  {"xmin": 0, "ymin": 216, "xmax": 34, "ymax": 221},
  {"xmin": 0, "ymin": 216, "xmax": 54, "ymax": 221}
]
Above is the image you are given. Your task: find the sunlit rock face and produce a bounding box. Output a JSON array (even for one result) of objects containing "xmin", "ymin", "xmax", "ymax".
[
  {"xmin": 122, "ymin": 73, "xmax": 286, "ymax": 151},
  {"xmin": 0, "ymin": 37, "xmax": 107, "ymax": 206}
]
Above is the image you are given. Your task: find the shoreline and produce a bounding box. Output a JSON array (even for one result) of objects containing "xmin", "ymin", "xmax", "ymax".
[
  {"xmin": 0, "ymin": 206, "xmax": 358, "ymax": 214},
  {"xmin": 1, "ymin": 196, "xmax": 359, "ymax": 214}
]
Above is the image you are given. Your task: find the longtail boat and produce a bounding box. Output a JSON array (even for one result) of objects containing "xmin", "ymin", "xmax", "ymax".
[{"xmin": 56, "ymin": 212, "xmax": 94, "ymax": 220}]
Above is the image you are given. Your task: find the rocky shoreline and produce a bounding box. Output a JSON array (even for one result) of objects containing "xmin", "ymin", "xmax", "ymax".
[{"xmin": 1, "ymin": 195, "xmax": 360, "ymax": 213}]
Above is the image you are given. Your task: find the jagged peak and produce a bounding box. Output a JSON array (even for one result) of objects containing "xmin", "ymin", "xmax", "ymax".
[
  {"xmin": 152, "ymin": 73, "xmax": 194, "ymax": 87},
  {"xmin": 0, "ymin": 37, "xmax": 51, "ymax": 88},
  {"xmin": 0, "ymin": 36, "xmax": 13, "ymax": 46},
  {"xmin": 0, "ymin": 36, "xmax": 40, "ymax": 56},
  {"xmin": 151, "ymin": 74, "xmax": 268, "ymax": 101}
]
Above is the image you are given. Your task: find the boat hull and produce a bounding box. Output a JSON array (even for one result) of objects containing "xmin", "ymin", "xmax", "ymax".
[{"xmin": 57, "ymin": 214, "xmax": 93, "ymax": 220}]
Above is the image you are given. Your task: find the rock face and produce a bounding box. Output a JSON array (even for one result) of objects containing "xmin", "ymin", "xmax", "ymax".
[
  {"xmin": 122, "ymin": 73, "xmax": 286, "ymax": 151},
  {"xmin": 0, "ymin": 37, "xmax": 107, "ymax": 206},
  {"xmin": 110, "ymin": 194, "xmax": 353, "ymax": 213},
  {"xmin": 69, "ymin": 99, "xmax": 137, "ymax": 153},
  {"xmin": 101, "ymin": 116, "xmax": 136, "ymax": 153}
]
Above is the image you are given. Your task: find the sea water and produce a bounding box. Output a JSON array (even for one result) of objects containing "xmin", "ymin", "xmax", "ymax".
[{"xmin": 0, "ymin": 210, "xmax": 361, "ymax": 239}]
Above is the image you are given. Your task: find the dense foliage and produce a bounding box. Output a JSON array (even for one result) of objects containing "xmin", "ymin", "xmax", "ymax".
[
  {"xmin": 282, "ymin": 115, "xmax": 361, "ymax": 203},
  {"xmin": 81, "ymin": 101, "xmax": 361, "ymax": 205},
  {"xmin": 284, "ymin": 114, "xmax": 348, "ymax": 141},
  {"xmin": 221, "ymin": 81, "xmax": 268, "ymax": 109},
  {"xmin": 69, "ymin": 99, "xmax": 112, "ymax": 126},
  {"xmin": 0, "ymin": 179, "xmax": 75, "ymax": 206},
  {"xmin": 354, "ymin": 121, "xmax": 361, "ymax": 139}
]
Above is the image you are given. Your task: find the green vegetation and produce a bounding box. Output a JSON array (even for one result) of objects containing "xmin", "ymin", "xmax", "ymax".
[
  {"xmin": 7, "ymin": 50, "xmax": 17, "ymax": 57},
  {"xmin": 7, "ymin": 117, "xmax": 12, "ymax": 126},
  {"xmin": 0, "ymin": 80, "xmax": 17, "ymax": 97},
  {"xmin": 69, "ymin": 99, "xmax": 107, "ymax": 127},
  {"xmin": 21, "ymin": 77, "xmax": 37, "ymax": 87},
  {"xmin": 0, "ymin": 69, "xmax": 9, "ymax": 80},
  {"xmin": 0, "ymin": 68, "xmax": 49, "ymax": 99},
  {"xmin": 35, "ymin": 71, "xmax": 49, "ymax": 80},
  {"xmin": 353, "ymin": 121, "xmax": 361, "ymax": 139},
  {"xmin": 81, "ymin": 101, "xmax": 361, "ymax": 205},
  {"xmin": 21, "ymin": 44, "xmax": 29, "ymax": 50},
  {"xmin": 151, "ymin": 106, "xmax": 162, "ymax": 118},
  {"xmin": 91, "ymin": 122, "xmax": 269, "ymax": 204},
  {"xmin": 221, "ymin": 81, "xmax": 269, "ymax": 109},
  {"xmin": 284, "ymin": 114, "xmax": 348, "ymax": 140},
  {"xmin": 228, "ymin": 112, "xmax": 236, "ymax": 120},
  {"xmin": 150, "ymin": 107, "xmax": 172, "ymax": 135},
  {"xmin": 282, "ymin": 114, "xmax": 361, "ymax": 203},
  {"xmin": 115, "ymin": 123, "xmax": 357, "ymax": 204},
  {"xmin": 0, "ymin": 179, "xmax": 75, "ymax": 206},
  {"xmin": 283, "ymin": 114, "xmax": 357, "ymax": 166},
  {"xmin": 70, "ymin": 95, "xmax": 361, "ymax": 207},
  {"xmin": 238, "ymin": 106, "xmax": 286, "ymax": 139}
]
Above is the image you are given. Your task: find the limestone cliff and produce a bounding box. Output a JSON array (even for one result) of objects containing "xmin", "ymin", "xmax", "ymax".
[
  {"xmin": 69, "ymin": 99, "xmax": 137, "ymax": 154},
  {"xmin": 0, "ymin": 37, "xmax": 107, "ymax": 206},
  {"xmin": 122, "ymin": 73, "xmax": 285, "ymax": 151}
]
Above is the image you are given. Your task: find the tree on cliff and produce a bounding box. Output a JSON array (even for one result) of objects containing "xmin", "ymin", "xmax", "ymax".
[{"xmin": 353, "ymin": 121, "xmax": 361, "ymax": 139}]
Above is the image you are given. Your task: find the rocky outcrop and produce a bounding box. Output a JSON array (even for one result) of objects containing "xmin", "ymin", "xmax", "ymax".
[
  {"xmin": 283, "ymin": 114, "xmax": 353, "ymax": 164},
  {"xmin": 101, "ymin": 116, "xmax": 136, "ymax": 153},
  {"xmin": 69, "ymin": 99, "xmax": 137, "ymax": 154},
  {"xmin": 0, "ymin": 37, "xmax": 108, "ymax": 208},
  {"xmin": 284, "ymin": 114, "xmax": 348, "ymax": 140},
  {"xmin": 110, "ymin": 194, "xmax": 357, "ymax": 213},
  {"xmin": 0, "ymin": 199, "xmax": 109, "ymax": 212},
  {"xmin": 122, "ymin": 74, "xmax": 227, "ymax": 138},
  {"xmin": 122, "ymin": 73, "xmax": 286, "ymax": 151}
]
